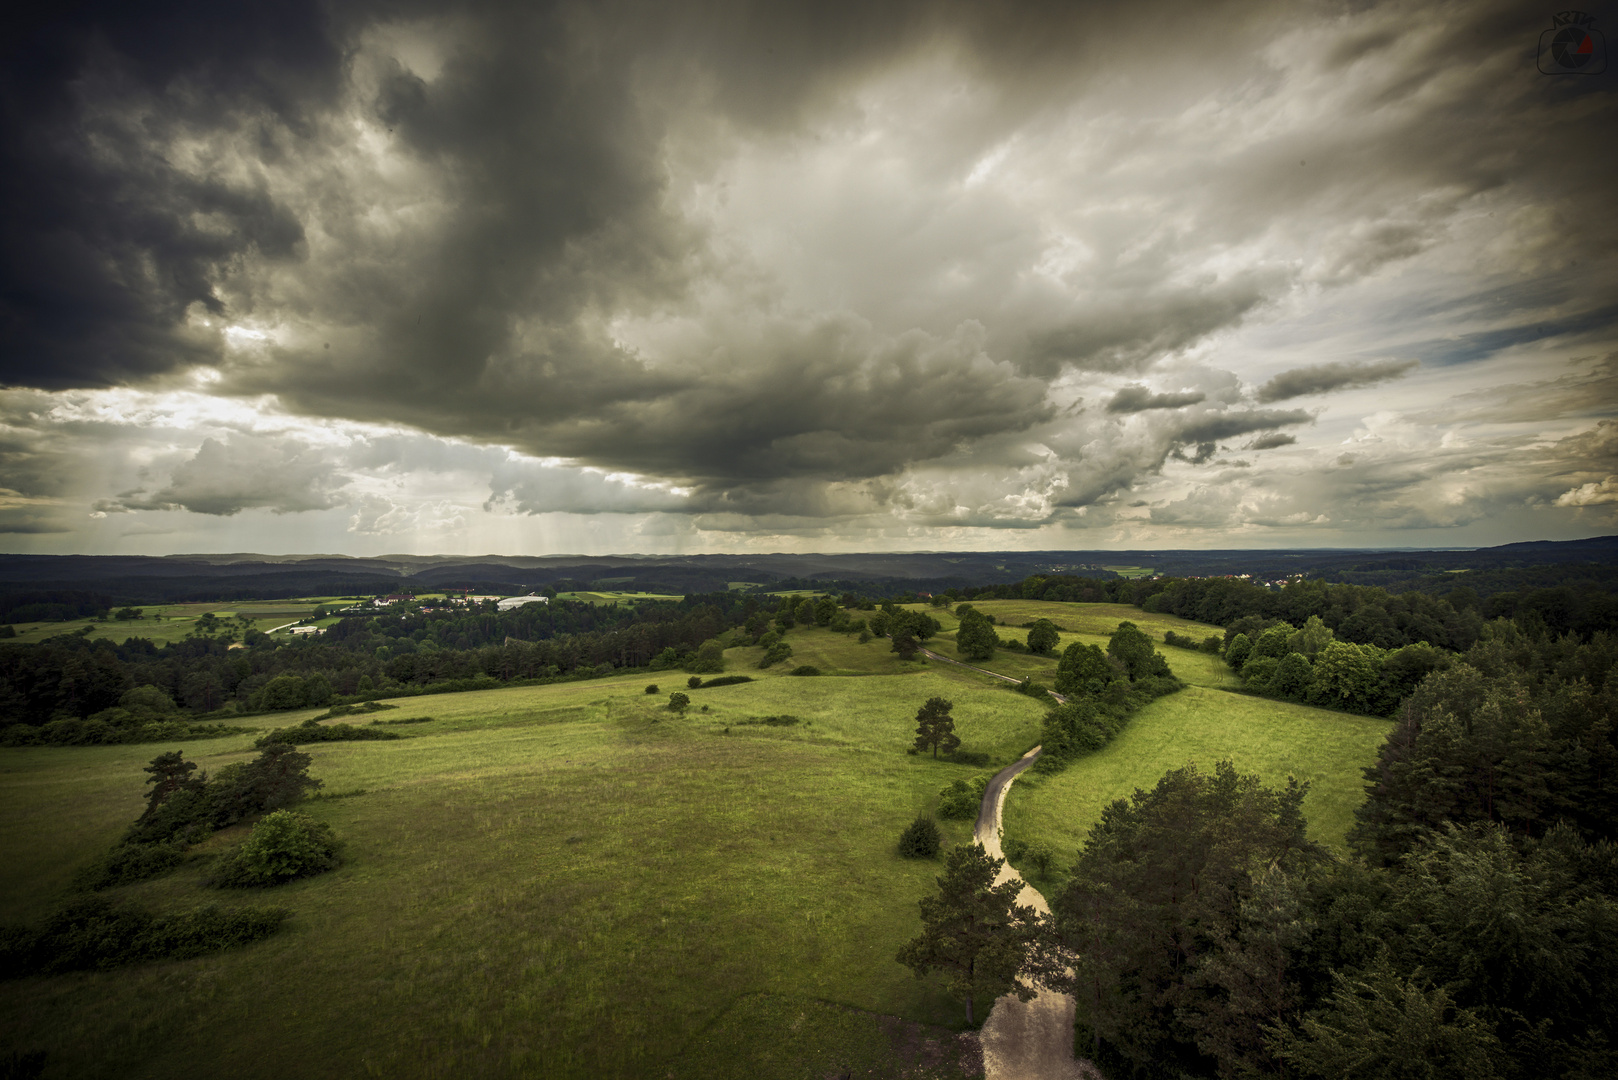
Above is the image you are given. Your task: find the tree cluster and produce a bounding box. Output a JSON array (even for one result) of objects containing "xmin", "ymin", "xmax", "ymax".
[
  {"xmin": 1040, "ymin": 613, "xmax": 1618, "ymax": 1079},
  {"xmin": 1038, "ymin": 623, "xmax": 1183, "ymax": 770}
]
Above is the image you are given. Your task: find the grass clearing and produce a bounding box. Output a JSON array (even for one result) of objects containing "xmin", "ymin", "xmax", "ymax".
[
  {"xmin": 0, "ymin": 662, "xmax": 1042, "ymax": 1079},
  {"xmin": 553, "ymin": 590, "xmax": 684, "ymax": 605},
  {"xmin": 1001, "ymin": 686, "xmax": 1391, "ymax": 882}
]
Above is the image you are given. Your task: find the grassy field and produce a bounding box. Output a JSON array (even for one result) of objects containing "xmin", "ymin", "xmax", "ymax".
[
  {"xmin": 553, "ymin": 590, "xmax": 684, "ymax": 605},
  {"xmin": 1001, "ymin": 686, "xmax": 1391, "ymax": 881},
  {"xmin": 0, "ymin": 605, "xmax": 1389, "ymax": 1078},
  {"xmin": 0, "ymin": 662, "xmax": 1042, "ymax": 1079},
  {"xmin": 896, "ymin": 601, "xmax": 1237, "ymax": 690},
  {"xmin": 2, "ymin": 598, "xmax": 350, "ymax": 646}
]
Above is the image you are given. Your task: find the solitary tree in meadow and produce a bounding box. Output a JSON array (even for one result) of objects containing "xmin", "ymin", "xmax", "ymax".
[
  {"xmin": 913, "ymin": 696, "xmax": 961, "ymax": 758},
  {"xmin": 1026, "ymin": 619, "xmax": 1060, "ymax": 656}
]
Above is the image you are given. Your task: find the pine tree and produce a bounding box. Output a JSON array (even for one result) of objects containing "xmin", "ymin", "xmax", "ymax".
[
  {"xmin": 896, "ymin": 842, "xmax": 1040, "ymax": 1024},
  {"xmin": 913, "ymin": 697, "xmax": 961, "ymax": 758}
]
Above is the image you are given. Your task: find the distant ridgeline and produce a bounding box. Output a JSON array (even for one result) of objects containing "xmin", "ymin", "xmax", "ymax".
[
  {"xmin": 2, "ymin": 536, "xmax": 1613, "ymax": 610},
  {"xmin": 0, "ymin": 538, "xmax": 1613, "ymax": 739}
]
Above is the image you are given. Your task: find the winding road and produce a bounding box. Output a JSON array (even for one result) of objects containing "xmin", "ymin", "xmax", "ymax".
[
  {"xmin": 903, "ymin": 632, "xmax": 1091, "ymax": 1076},
  {"xmin": 971, "ymin": 748, "xmax": 1091, "ymax": 1079}
]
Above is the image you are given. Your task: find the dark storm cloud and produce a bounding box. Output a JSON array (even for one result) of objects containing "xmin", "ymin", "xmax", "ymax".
[
  {"xmin": 1174, "ymin": 409, "xmax": 1312, "ymax": 445},
  {"xmin": 0, "ymin": 0, "xmax": 342, "ymax": 387},
  {"xmin": 3, "ymin": 0, "xmax": 1616, "ymax": 544},
  {"xmin": 1107, "ymin": 386, "xmax": 1207, "ymax": 414},
  {"xmin": 1255, "ymin": 360, "xmax": 1418, "ymax": 403},
  {"xmin": 1022, "ymin": 278, "xmax": 1275, "ymax": 376}
]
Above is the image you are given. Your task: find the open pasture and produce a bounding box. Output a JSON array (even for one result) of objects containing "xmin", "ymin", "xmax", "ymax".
[
  {"xmin": 1001, "ymin": 685, "xmax": 1391, "ymax": 874},
  {"xmin": 552, "ymin": 590, "xmax": 684, "ymax": 605},
  {"xmin": 0, "ymin": 664, "xmax": 1042, "ymax": 1079}
]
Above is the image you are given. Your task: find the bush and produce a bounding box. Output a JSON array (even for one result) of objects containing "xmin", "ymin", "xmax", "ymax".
[
  {"xmin": 951, "ymin": 750, "xmax": 992, "ymax": 767},
  {"xmin": 667, "ymin": 692, "xmax": 690, "ymax": 712},
  {"xmin": 255, "ymin": 721, "xmax": 403, "ymax": 747},
  {"xmin": 693, "ymin": 675, "xmax": 754, "ymax": 689},
  {"xmin": 688, "ymin": 676, "xmax": 703, "ymax": 689},
  {"xmin": 1, "ymin": 896, "xmax": 290, "ymax": 977},
  {"xmin": 645, "ymin": 684, "xmax": 659, "ymax": 694},
  {"xmin": 73, "ymin": 840, "xmax": 187, "ymax": 891},
  {"xmin": 938, "ymin": 775, "xmax": 990, "ymax": 820},
  {"xmin": 898, "ymin": 817, "xmax": 941, "ymax": 858},
  {"xmin": 789, "ymin": 665, "xmax": 821, "ymax": 676},
  {"xmin": 758, "ymin": 641, "xmax": 793, "ymax": 669},
  {"xmin": 211, "ymin": 811, "xmax": 339, "ymax": 888}
]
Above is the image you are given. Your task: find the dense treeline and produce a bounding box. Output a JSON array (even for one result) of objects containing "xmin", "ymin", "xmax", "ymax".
[
  {"xmin": 1036, "ymin": 589, "xmax": 1618, "ymax": 1078},
  {"xmin": 0, "ymin": 592, "xmax": 839, "ymax": 738}
]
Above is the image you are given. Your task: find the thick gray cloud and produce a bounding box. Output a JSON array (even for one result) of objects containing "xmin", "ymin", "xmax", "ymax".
[
  {"xmin": 1256, "ymin": 359, "xmax": 1419, "ymax": 403},
  {"xmin": 1107, "ymin": 386, "xmax": 1208, "ymax": 414},
  {"xmin": 0, "ymin": 0, "xmax": 1614, "ymax": 552},
  {"xmin": 104, "ymin": 435, "xmax": 349, "ymax": 516}
]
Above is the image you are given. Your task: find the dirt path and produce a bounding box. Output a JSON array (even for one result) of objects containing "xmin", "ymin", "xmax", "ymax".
[
  {"xmin": 914, "ymin": 644, "xmax": 1068, "ymax": 704},
  {"xmin": 973, "ymin": 748, "xmax": 1095, "ymax": 1080}
]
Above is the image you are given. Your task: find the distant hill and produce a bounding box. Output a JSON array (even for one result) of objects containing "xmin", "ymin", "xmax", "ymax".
[{"xmin": 0, "ymin": 536, "xmax": 1612, "ymax": 606}]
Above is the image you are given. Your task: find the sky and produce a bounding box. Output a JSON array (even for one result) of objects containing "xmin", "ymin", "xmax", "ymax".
[{"xmin": 1, "ymin": 0, "xmax": 1616, "ymax": 557}]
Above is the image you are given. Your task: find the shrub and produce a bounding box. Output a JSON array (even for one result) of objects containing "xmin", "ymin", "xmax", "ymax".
[
  {"xmin": 898, "ymin": 817, "xmax": 941, "ymax": 858},
  {"xmin": 1202, "ymin": 636, "xmax": 1223, "ymax": 654},
  {"xmin": 687, "ymin": 638, "xmax": 726, "ymax": 675},
  {"xmin": 73, "ymin": 841, "xmax": 187, "ymax": 891},
  {"xmin": 1225, "ymin": 632, "xmax": 1253, "ymax": 669},
  {"xmin": 255, "ymin": 722, "xmax": 402, "ymax": 747},
  {"xmin": 667, "ymin": 692, "xmax": 690, "ymax": 712},
  {"xmin": 1, "ymin": 896, "xmax": 289, "ymax": 976},
  {"xmin": 211, "ymin": 811, "xmax": 339, "ymax": 888},
  {"xmin": 938, "ymin": 775, "xmax": 990, "ymax": 820},
  {"xmin": 694, "ymin": 675, "xmax": 754, "ymax": 688},
  {"xmin": 789, "ymin": 665, "xmax": 821, "ymax": 676},
  {"xmin": 688, "ymin": 676, "xmax": 703, "ymax": 689},
  {"xmin": 758, "ymin": 641, "xmax": 793, "ymax": 668},
  {"xmin": 645, "ymin": 684, "xmax": 659, "ymax": 694},
  {"xmin": 1021, "ymin": 842, "xmax": 1056, "ymax": 878}
]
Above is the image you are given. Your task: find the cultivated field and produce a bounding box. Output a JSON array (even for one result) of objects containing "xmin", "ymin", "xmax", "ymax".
[{"xmin": 0, "ymin": 606, "xmax": 1390, "ymax": 1078}]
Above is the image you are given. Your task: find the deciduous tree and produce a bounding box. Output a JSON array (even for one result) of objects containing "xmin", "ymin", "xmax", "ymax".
[{"xmin": 1026, "ymin": 619, "xmax": 1060, "ymax": 656}]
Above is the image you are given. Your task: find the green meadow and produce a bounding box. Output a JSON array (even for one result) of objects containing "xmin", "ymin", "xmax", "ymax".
[
  {"xmin": 0, "ymin": 609, "xmax": 1391, "ymax": 1078},
  {"xmin": 1001, "ymin": 686, "xmax": 1392, "ymax": 875}
]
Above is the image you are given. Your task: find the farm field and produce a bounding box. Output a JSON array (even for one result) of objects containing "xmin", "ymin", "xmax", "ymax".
[
  {"xmin": 0, "ymin": 663, "xmax": 1042, "ymax": 1079},
  {"xmin": 1000, "ymin": 685, "xmax": 1392, "ymax": 876}
]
